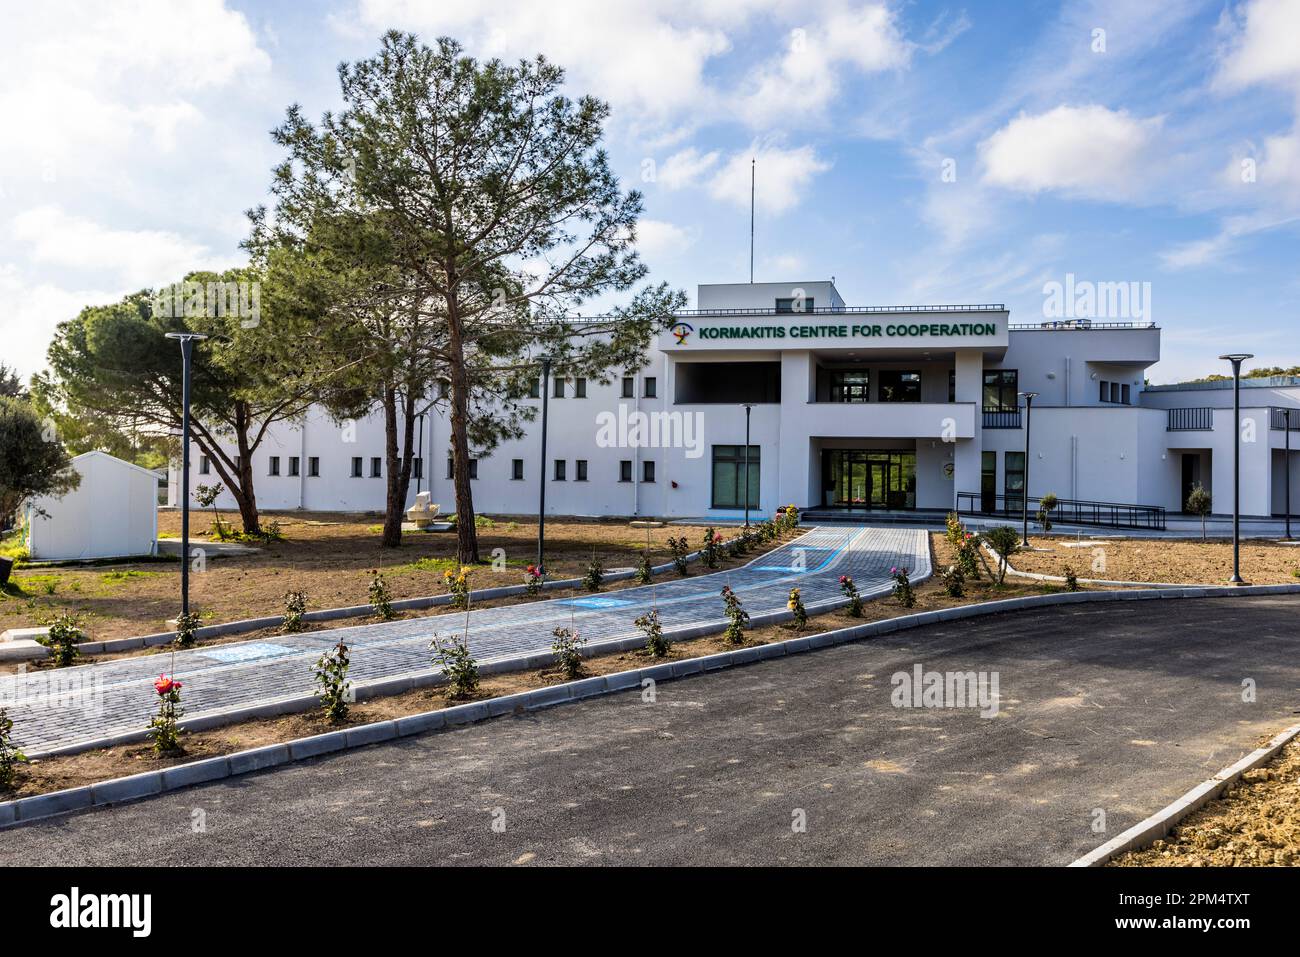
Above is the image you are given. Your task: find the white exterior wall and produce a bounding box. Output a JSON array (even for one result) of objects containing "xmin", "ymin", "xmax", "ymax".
[{"xmin": 29, "ymin": 451, "xmax": 158, "ymax": 560}]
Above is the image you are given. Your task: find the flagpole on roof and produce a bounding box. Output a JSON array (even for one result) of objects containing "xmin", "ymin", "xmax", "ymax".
[{"xmin": 749, "ymin": 158, "xmax": 755, "ymax": 284}]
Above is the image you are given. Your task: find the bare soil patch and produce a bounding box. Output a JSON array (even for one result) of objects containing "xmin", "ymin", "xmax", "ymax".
[{"xmin": 1006, "ymin": 535, "xmax": 1300, "ymax": 585}]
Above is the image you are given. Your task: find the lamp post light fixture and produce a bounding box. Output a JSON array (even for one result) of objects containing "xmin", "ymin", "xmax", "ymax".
[
  {"xmin": 1018, "ymin": 391, "xmax": 1039, "ymax": 547},
  {"xmin": 165, "ymin": 331, "xmax": 209, "ymax": 619},
  {"xmin": 1285, "ymin": 407, "xmax": 1293, "ymax": 542},
  {"xmin": 536, "ymin": 356, "xmax": 553, "ymax": 575},
  {"xmin": 1219, "ymin": 353, "xmax": 1254, "ymax": 583},
  {"xmin": 742, "ymin": 403, "xmax": 754, "ymax": 528}
]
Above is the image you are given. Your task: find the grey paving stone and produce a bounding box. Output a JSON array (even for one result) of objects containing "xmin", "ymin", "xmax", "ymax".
[
  {"xmin": 344, "ymin": 721, "xmax": 398, "ymax": 749},
  {"xmin": 227, "ymin": 744, "xmax": 291, "ymax": 775},
  {"xmin": 160, "ymin": 758, "xmax": 232, "ymax": 791},
  {"xmin": 15, "ymin": 786, "xmax": 94, "ymax": 821},
  {"xmin": 288, "ymin": 731, "xmax": 349, "ymax": 760},
  {"xmin": 91, "ymin": 771, "xmax": 163, "ymax": 806}
]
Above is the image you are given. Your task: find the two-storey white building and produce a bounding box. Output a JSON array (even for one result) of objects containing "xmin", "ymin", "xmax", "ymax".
[{"xmin": 170, "ymin": 280, "xmax": 1300, "ymax": 528}]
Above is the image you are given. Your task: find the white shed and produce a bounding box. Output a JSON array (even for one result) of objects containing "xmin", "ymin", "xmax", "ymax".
[{"xmin": 25, "ymin": 451, "xmax": 159, "ymax": 560}]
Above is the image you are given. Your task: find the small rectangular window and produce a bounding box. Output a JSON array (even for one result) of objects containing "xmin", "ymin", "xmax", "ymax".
[
  {"xmin": 438, "ymin": 380, "xmax": 449, "ymax": 399},
  {"xmin": 644, "ymin": 377, "xmax": 657, "ymax": 399},
  {"xmin": 775, "ymin": 297, "xmax": 815, "ymax": 313},
  {"xmin": 574, "ymin": 377, "xmax": 587, "ymax": 398},
  {"xmin": 370, "ymin": 457, "xmax": 381, "ymax": 478},
  {"xmin": 412, "ymin": 458, "xmax": 423, "ymax": 480},
  {"xmin": 553, "ymin": 377, "xmax": 565, "ymax": 398},
  {"xmin": 1122, "ymin": 383, "xmax": 1131, "ymax": 404},
  {"xmin": 1100, "ymin": 380, "xmax": 1109, "ymax": 402},
  {"xmin": 288, "ymin": 456, "xmax": 300, "ymax": 477},
  {"xmin": 1110, "ymin": 382, "xmax": 1120, "ymax": 403},
  {"xmin": 642, "ymin": 460, "xmax": 656, "ymax": 483},
  {"xmin": 308, "ymin": 457, "xmax": 319, "ymax": 477},
  {"xmin": 351, "ymin": 457, "xmax": 363, "ymax": 478},
  {"xmin": 468, "ymin": 459, "xmax": 478, "ymax": 480},
  {"xmin": 619, "ymin": 460, "xmax": 633, "ymax": 482},
  {"xmin": 621, "ymin": 377, "xmax": 634, "ymax": 398},
  {"xmin": 268, "ymin": 456, "xmax": 280, "ymax": 476},
  {"xmin": 528, "ymin": 378, "xmax": 540, "ymax": 399},
  {"xmin": 199, "ymin": 454, "xmax": 210, "ymax": 475},
  {"xmin": 512, "ymin": 459, "xmax": 524, "ymax": 481},
  {"xmin": 554, "ymin": 459, "xmax": 566, "ymax": 481},
  {"xmin": 575, "ymin": 459, "xmax": 588, "ymax": 481}
]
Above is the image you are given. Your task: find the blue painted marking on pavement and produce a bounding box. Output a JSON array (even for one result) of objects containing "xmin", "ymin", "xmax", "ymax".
[{"xmin": 195, "ymin": 642, "xmax": 298, "ymax": 663}]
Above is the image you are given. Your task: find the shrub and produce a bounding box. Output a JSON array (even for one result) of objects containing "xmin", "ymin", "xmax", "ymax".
[
  {"xmin": 172, "ymin": 611, "xmax": 202, "ymax": 649},
  {"xmin": 720, "ymin": 584, "xmax": 749, "ymax": 644},
  {"xmin": 313, "ymin": 641, "xmax": 352, "ymax": 723},
  {"xmin": 1036, "ymin": 492, "xmax": 1059, "ymax": 534},
  {"xmin": 956, "ymin": 531, "xmax": 982, "ymax": 580},
  {"xmin": 667, "ymin": 536, "xmax": 690, "ymax": 576},
  {"xmin": 282, "ymin": 591, "xmax": 307, "ymax": 633},
  {"xmin": 194, "ymin": 482, "xmax": 229, "ymax": 540},
  {"xmin": 1064, "ymin": 565, "xmax": 1081, "ymax": 592},
  {"xmin": 635, "ymin": 552, "xmax": 653, "ymax": 584},
  {"xmin": 368, "ymin": 569, "xmax": 395, "ymax": 620},
  {"xmin": 551, "ymin": 626, "xmax": 586, "ymax": 679},
  {"xmin": 636, "ymin": 609, "xmax": 670, "ymax": 657},
  {"xmin": 941, "ymin": 564, "xmax": 965, "ymax": 598},
  {"xmin": 778, "ymin": 504, "xmax": 799, "ymax": 534},
  {"xmin": 524, "ymin": 563, "xmax": 543, "ymax": 596},
  {"xmin": 945, "ymin": 511, "xmax": 965, "ymax": 547},
  {"xmin": 1186, "ymin": 484, "xmax": 1212, "ymax": 542},
  {"xmin": 583, "ymin": 554, "xmax": 604, "ymax": 592},
  {"xmin": 787, "ymin": 586, "xmax": 807, "ymax": 629},
  {"xmin": 431, "ymin": 632, "xmax": 479, "ymax": 699},
  {"xmin": 147, "ymin": 674, "xmax": 185, "ymax": 755},
  {"xmin": 891, "ymin": 566, "xmax": 916, "ymax": 608},
  {"xmin": 839, "ymin": 575, "xmax": 863, "ymax": 616},
  {"xmin": 443, "ymin": 565, "xmax": 472, "ymax": 609},
  {"xmin": 0, "ymin": 707, "xmax": 27, "ymax": 790},
  {"xmin": 41, "ymin": 612, "xmax": 84, "ymax": 667},
  {"xmin": 702, "ymin": 527, "xmax": 722, "ymax": 569},
  {"xmin": 984, "ymin": 526, "xmax": 1021, "ymax": 584}
]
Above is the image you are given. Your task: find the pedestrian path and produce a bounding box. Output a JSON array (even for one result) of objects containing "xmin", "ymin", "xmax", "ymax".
[{"xmin": 0, "ymin": 526, "xmax": 928, "ymax": 755}]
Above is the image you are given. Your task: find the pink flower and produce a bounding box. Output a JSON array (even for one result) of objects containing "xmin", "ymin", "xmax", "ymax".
[{"xmin": 154, "ymin": 674, "xmax": 181, "ymax": 696}]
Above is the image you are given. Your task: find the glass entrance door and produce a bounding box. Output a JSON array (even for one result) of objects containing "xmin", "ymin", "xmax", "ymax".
[{"xmin": 826, "ymin": 450, "xmax": 917, "ymax": 509}]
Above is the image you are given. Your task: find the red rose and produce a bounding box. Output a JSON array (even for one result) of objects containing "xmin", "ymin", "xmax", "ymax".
[{"xmin": 154, "ymin": 674, "xmax": 180, "ymax": 696}]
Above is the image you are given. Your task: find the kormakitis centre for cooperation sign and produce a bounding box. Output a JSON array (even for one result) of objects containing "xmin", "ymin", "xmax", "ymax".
[{"xmin": 663, "ymin": 312, "xmax": 1009, "ymax": 351}]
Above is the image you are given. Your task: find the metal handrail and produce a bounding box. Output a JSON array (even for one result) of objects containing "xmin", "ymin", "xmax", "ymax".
[
  {"xmin": 1007, "ymin": 321, "xmax": 1158, "ymax": 330},
  {"xmin": 981, "ymin": 409, "xmax": 1022, "ymax": 429},
  {"xmin": 1270, "ymin": 407, "xmax": 1300, "ymax": 430},
  {"xmin": 674, "ymin": 304, "xmax": 1006, "ymax": 317},
  {"xmin": 1167, "ymin": 407, "xmax": 1214, "ymax": 431},
  {"xmin": 956, "ymin": 491, "xmax": 1166, "ymax": 531}
]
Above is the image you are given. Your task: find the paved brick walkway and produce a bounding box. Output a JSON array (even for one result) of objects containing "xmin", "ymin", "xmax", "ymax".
[{"xmin": 0, "ymin": 526, "xmax": 928, "ymax": 755}]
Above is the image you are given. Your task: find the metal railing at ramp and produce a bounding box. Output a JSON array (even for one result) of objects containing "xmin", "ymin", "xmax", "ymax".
[{"xmin": 956, "ymin": 492, "xmax": 1167, "ymax": 531}]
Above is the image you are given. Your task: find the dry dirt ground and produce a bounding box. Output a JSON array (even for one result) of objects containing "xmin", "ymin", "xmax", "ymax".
[
  {"xmin": 1111, "ymin": 739, "xmax": 1300, "ymax": 867},
  {"xmin": 1006, "ymin": 535, "xmax": 1300, "ymax": 585},
  {"xmin": 0, "ymin": 511, "xmax": 761, "ymax": 644},
  {"xmin": 1, "ymin": 531, "xmax": 1085, "ymax": 799}
]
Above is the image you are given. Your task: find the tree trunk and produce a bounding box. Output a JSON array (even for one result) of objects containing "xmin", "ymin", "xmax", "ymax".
[
  {"xmin": 232, "ymin": 401, "xmax": 262, "ymax": 535},
  {"xmin": 446, "ymin": 315, "xmax": 480, "ymax": 564},
  {"xmin": 380, "ymin": 386, "xmax": 417, "ymax": 548}
]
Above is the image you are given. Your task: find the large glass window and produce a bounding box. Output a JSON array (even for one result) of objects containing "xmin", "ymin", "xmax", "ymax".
[
  {"xmin": 983, "ymin": 370, "xmax": 1019, "ymax": 411},
  {"xmin": 824, "ymin": 450, "xmax": 916, "ymax": 509},
  {"xmin": 1005, "ymin": 451, "xmax": 1025, "ymax": 511},
  {"xmin": 981, "ymin": 451, "xmax": 997, "ymax": 512},
  {"xmin": 878, "ymin": 370, "xmax": 921, "ymax": 402},
  {"xmin": 829, "ymin": 370, "xmax": 870, "ymax": 403},
  {"xmin": 711, "ymin": 445, "xmax": 761, "ymax": 509}
]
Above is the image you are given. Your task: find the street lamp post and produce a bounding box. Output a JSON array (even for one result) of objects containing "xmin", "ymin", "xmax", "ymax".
[
  {"xmin": 1018, "ymin": 391, "xmax": 1039, "ymax": 547},
  {"xmin": 1219, "ymin": 353, "xmax": 1253, "ymax": 584},
  {"xmin": 165, "ymin": 331, "xmax": 209, "ymax": 618},
  {"xmin": 742, "ymin": 403, "xmax": 754, "ymax": 528},
  {"xmin": 536, "ymin": 357, "xmax": 553, "ymax": 574},
  {"xmin": 415, "ymin": 411, "xmax": 426, "ymax": 495},
  {"xmin": 1286, "ymin": 407, "xmax": 1293, "ymax": 542}
]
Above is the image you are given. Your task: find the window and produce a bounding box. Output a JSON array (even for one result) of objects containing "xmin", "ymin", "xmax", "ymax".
[
  {"xmin": 199, "ymin": 454, "xmax": 210, "ymax": 476},
  {"xmin": 621, "ymin": 376, "xmax": 635, "ymax": 398},
  {"xmin": 1109, "ymin": 382, "xmax": 1119, "ymax": 403},
  {"xmin": 288, "ymin": 456, "xmax": 300, "ymax": 477},
  {"xmin": 829, "ymin": 369, "xmax": 870, "ymax": 403},
  {"xmin": 1122, "ymin": 383, "xmax": 1131, "ymax": 404},
  {"xmin": 449, "ymin": 456, "xmax": 478, "ymax": 479},
  {"xmin": 711, "ymin": 445, "xmax": 761, "ymax": 509},
  {"xmin": 949, "ymin": 369, "xmax": 956, "ymax": 403},
  {"xmin": 574, "ymin": 376, "xmax": 587, "ymax": 398},
  {"xmin": 351, "ymin": 457, "xmax": 363, "ymax": 478},
  {"xmin": 1005, "ymin": 451, "xmax": 1025, "ymax": 511},
  {"xmin": 308, "ymin": 457, "xmax": 319, "ymax": 477},
  {"xmin": 553, "ymin": 377, "xmax": 565, "ymax": 398},
  {"xmin": 575, "ymin": 459, "xmax": 588, "ymax": 481},
  {"xmin": 644, "ymin": 377, "xmax": 657, "ymax": 399},
  {"xmin": 619, "ymin": 460, "xmax": 633, "ymax": 482},
  {"xmin": 554, "ymin": 459, "xmax": 566, "ymax": 481},
  {"xmin": 879, "ymin": 370, "xmax": 922, "ymax": 402},
  {"xmin": 982, "ymin": 370, "xmax": 1019, "ymax": 411},
  {"xmin": 469, "ymin": 459, "xmax": 478, "ymax": 480},
  {"xmin": 370, "ymin": 457, "xmax": 381, "ymax": 478},
  {"xmin": 511, "ymin": 459, "xmax": 524, "ymax": 481},
  {"xmin": 1099, "ymin": 380, "xmax": 1109, "ymax": 402},
  {"xmin": 438, "ymin": 380, "xmax": 449, "ymax": 399},
  {"xmin": 528, "ymin": 378, "xmax": 540, "ymax": 399},
  {"xmin": 775, "ymin": 297, "xmax": 815, "ymax": 314},
  {"xmin": 980, "ymin": 450, "xmax": 997, "ymax": 511},
  {"xmin": 412, "ymin": 458, "xmax": 422, "ymax": 480},
  {"xmin": 269, "ymin": 456, "xmax": 280, "ymax": 476},
  {"xmin": 642, "ymin": 460, "xmax": 656, "ymax": 483}
]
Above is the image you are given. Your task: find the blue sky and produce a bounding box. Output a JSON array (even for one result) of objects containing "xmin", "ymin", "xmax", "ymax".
[{"xmin": 3, "ymin": 0, "xmax": 1299, "ymax": 385}]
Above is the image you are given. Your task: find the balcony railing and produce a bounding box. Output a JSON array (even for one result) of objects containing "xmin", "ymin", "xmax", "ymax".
[
  {"xmin": 1271, "ymin": 407, "xmax": 1300, "ymax": 431},
  {"xmin": 982, "ymin": 409, "xmax": 1021, "ymax": 429},
  {"xmin": 957, "ymin": 492, "xmax": 1166, "ymax": 531},
  {"xmin": 1167, "ymin": 407, "xmax": 1214, "ymax": 431},
  {"xmin": 675, "ymin": 304, "xmax": 1005, "ymax": 317}
]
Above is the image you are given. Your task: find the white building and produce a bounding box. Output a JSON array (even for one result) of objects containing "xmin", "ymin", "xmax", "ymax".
[
  {"xmin": 170, "ymin": 280, "xmax": 1300, "ymax": 528},
  {"xmin": 30, "ymin": 451, "xmax": 159, "ymax": 560}
]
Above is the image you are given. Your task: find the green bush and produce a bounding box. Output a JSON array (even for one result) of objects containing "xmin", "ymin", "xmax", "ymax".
[
  {"xmin": 313, "ymin": 641, "xmax": 352, "ymax": 723},
  {"xmin": 551, "ymin": 626, "xmax": 586, "ymax": 679},
  {"xmin": 41, "ymin": 612, "xmax": 84, "ymax": 667},
  {"xmin": 431, "ymin": 632, "xmax": 479, "ymax": 699},
  {"xmin": 636, "ymin": 609, "xmax": 670, "ymax": 657},
  {"xmin": 984, "ymin": 526, "xmax": 1021, "ymax": 584},
  {"xmin": 282, "ymin": 591, "xmax": 307, "ymax": 633}
]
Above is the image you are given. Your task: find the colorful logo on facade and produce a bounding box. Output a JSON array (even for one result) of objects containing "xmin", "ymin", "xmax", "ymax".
[{"xmin": 670, "ymin": 321, "xmax": 693, "ymax": 345}]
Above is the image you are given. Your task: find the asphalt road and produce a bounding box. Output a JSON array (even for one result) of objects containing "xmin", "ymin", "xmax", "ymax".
[{"xmin": 4, "ymin": 595, "xmax": 1299, "ymax": 866}]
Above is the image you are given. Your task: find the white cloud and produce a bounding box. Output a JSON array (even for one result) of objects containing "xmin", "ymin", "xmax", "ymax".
[
  {"xmin": 0, "ymin": 266, "xmax": 118, "ymax": 381},
  {"xmin": 9, "ymin": 206, "xmax": 236, "ymax": 289},
  {"xmin": 658, "ymin": 148, "xmax": 722, "ymax": 191},
  {"xmin": 980, "ymin": 104, "xmax": 1163, "ymax": 201},
  {"xmin": 1214, "ymin": 0, "xmax": 1300, "ymax": 92},
  {"xmin": 707, "ymin": 142, "xmax": 831, "ymax": 215},
  {"xmin": 635, "ymin": 219, "xmax": 696, "ymax": 261},
  {"xmin": 1159, "ymin": 210, "xmax": 1300, "ymax": 270}
]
